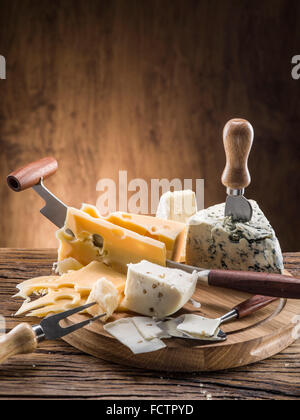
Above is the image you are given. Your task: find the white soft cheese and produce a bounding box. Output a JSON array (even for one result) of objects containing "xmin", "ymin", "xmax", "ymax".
[
  {"xmin": 156, "ymin": 190, "xmax": 197, "ymax": 224},
  {"xmin": 177, "ymin": 314, "xmax": 220, "ymax": 338},
  {"xmin": 186, "ymin": 200, "xmax": 284, "ymax": 273},
  {"xmin": 103, "ymin": 318, "xmax": 166, "ymax": 354},
  {"xmin": 86, "ymin": 277, "xmax": 119, "ymax": 322},
  {"xmin": 122, "ymin": 260, "xmax": 198, "ymax": 318}
]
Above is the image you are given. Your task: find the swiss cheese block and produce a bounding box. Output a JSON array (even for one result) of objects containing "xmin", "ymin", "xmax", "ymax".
[
  {"xmin": 156, "ymin": 190, "xmax": 197, "ymax": 224},
  {"xmin": 106, "ymin": 212, "xmax": 186, "ymax": 261},
  {"xmin": 86, "ymin": 277, "xmax": 120, "ymax": 322},
  {"xmin": 122, "ymin": 260, "xmax": 197, "ymax": 318},
  {"xmin": 15, "ymin": 261, "xmax": 126, "ymax": 318},
  {"xmin": 58, "ymin": 207, "xmax": 166, "ymax": 273},
  {"xmin": 186, "ymin": 200, "xmax": 284, "ymax": 273}
]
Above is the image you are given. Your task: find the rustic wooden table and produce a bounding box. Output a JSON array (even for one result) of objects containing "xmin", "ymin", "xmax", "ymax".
[{"xmin": 0, "ymin": 249, "xmax": 299, "ymax": 400}]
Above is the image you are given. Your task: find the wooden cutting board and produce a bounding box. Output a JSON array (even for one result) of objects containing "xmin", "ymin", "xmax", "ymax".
[{"xmin": 62, "ymin": 270, "xmax": 300, "ymax": 372}]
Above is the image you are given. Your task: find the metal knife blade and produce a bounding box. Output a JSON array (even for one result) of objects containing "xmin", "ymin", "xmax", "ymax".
[
  {"xmin": 33, "ymin": 179, "xmax": 68, "ymax": 228},
  {"xmin": 225, "ymin": 190, "xmax": 253, "ymax": 222}
]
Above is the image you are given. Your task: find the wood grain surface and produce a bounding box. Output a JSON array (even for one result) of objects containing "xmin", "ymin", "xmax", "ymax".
[
  {"xmin": 0, "ymin": 0, "xmax": 300, "ymax": 251},
  {"xmin": 0, "ymin": 249, "xmax": 299, "ymax": 399}
]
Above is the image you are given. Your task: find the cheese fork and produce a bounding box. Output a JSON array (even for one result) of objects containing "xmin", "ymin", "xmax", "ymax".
[{"xmin": 0, "ymin": 302, "xmax": 105, "ymax": 364}]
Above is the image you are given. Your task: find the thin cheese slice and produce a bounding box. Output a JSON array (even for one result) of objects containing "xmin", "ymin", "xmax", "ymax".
[
  {"xmin": 106, "ymin": 212, "xmax": 186, "ymax": 262},
  {"xmin": 177, "ymin": 314, "xmax": 220, "ymax": 338},
  {"xmin": 131, "ymin": 317, "xmax": 165, "ymax": 340},
  {"xmin": 15, "ymin": 288, "xmax": 83, "ymax": 317},
  {"xmin": 58, "ymin": 207, "xmax": 166, "ymax": 273},
  {"xmin": 104, "ymin": 318, "xmax": 166, "ymax": 354},
  {"xmin": 54, "ymin": 257, "xmax": 83, "ymax": 275},
  {"xmin": 14, "ymin": 261, "xmax": 126, "ymax": 318}
]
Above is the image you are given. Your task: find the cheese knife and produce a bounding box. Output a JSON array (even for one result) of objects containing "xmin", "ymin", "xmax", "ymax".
[
  {"xmin": 7, "ymin": 159, "xmax": 300, "ymax": 299},
  {"xmin": 0, "ymin": 302, "xmax": 105, "ymax": 364},
  {"xmin": 159, "ymin": 294, "xmax": 278, "ymax": 342},
  {"xmin": 7, "ymin": 157, "xmax": 67, "ymax": 228},
  {"xmin": 222, "ymin": 118, "xmax": 254, "ymax": 222}
]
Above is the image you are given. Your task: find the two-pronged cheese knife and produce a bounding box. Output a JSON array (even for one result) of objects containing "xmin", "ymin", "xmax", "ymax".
[
  {"xmin": 0, "ymin": 302, "xmax": 105, "ymax": 364},
  {"xmin": 7, "ymin": 158, "xmax": 300, "ymax": 299},
  {"xmin": 222, "ymin": 119, "xmax": 253, "ymax": 222}
]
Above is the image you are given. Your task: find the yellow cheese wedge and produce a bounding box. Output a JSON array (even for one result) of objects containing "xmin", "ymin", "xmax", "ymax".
[
  {"xmin": 106, "ymin": 212, "xmax": 186, "ymax": 262},
  {"xmin": 58, "ymin": 207, "xmax": 166, "ymax": 273},
  {"xmin": 15, "ymin": 261, "xmax": 126, "ymax": 318}
]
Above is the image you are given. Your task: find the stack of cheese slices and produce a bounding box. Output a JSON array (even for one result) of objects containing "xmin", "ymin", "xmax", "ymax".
[{"xmin": 14, "ymin": 190, "xmax": 284, "ymax": 354}]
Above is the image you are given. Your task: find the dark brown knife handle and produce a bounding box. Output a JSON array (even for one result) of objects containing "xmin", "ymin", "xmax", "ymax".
[
  {"xmin": 208, "ymin": 269, "xmax": 300, "ymax": 299},
  {"xmin": 7, "ymin": 157, "xmax": 58, "ymax": 192},
  {"xmin": 221, "ymin": 118, "xmax": 254, "ymax": 190},
  {"xmin": 233, "ymin": 295, "xmax": 278, "ymax": 319}
]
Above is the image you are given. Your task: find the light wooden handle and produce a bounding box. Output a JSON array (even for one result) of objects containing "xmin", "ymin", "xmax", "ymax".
[
  {"xmin": 0, "ymin": 323, "xmax": 37, "ymax": 364},
  {"xmin": 7, "ymin": 157, "xmax": 58, "ymax": 192},
  {"xmin": 221, "ymin": 119, "xmax": 254, "ymax": 190},
  {"xmin": 233, "ymin": 295, "xmax": 278, "ymax": 319}
]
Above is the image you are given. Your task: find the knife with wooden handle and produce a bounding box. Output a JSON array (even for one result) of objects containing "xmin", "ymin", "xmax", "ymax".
[
  {"xmin": 7, "ymin": 157, "xmax": 67, "ymax": 228},
  {"xmin": 222, "ymin": 118, "xmax": 254, "ymax": 222},
  {"xmin": 7, "ymin": 159, "xmax": 300, "ymax": 299}
]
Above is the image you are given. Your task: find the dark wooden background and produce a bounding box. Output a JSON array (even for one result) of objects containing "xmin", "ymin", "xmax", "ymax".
[{"xmin": 0, "ymin": 0, "xmax": 299, "ymax": 250}]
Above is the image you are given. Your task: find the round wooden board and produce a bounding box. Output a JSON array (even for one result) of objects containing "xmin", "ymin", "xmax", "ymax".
[{"xmin": 62, "ymin": 271, "xmax": 300, "ymax": 372}]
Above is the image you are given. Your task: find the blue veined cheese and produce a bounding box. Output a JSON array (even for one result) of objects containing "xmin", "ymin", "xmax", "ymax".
[{"xmin": 186, "ymin": 200, "xmax": 284, "ymax": 273}]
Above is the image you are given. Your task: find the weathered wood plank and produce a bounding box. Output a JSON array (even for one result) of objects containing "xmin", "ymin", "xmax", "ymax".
[{"xmin": 0, "ymin": 249, "xmax": 299, "ymax": 399}]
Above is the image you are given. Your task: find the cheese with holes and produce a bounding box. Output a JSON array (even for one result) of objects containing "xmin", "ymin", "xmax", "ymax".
[
  {"xmin": 57, "ymin": 207, "xmax": 166, "ymax": 273},
  {"xmin": 186, "ymin": 200, "xmax": 284, "ymax": 273},
  {"xmin": 15, "ymin": 261, "xmax": 126, "ymax": 318},
  {"xmin": 156, "ymin": 190, "xmax": 197, "ymax": 224},
  {"xmin": 106, "ymin": 212, "xmax": 186, "ymax": 261},
  {"xmin": 86, "ymin": 277, "xmax": 119, "ymax": 322},
  {"xmin": 122, "ymin": 260, "xmax": 197, "ymax": 318},
  {"xmin": 103, "ymin": 317, "xmax": 166, "ymax": 354}
]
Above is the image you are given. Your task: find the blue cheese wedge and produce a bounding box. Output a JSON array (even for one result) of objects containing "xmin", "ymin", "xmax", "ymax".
[
  {"xmin": 186, "ymin": 200, "xmax": 284, "ymax": 273},
  {"xmin": 122, "ymin": 260, "xmax": 198, "ymax": 318}
]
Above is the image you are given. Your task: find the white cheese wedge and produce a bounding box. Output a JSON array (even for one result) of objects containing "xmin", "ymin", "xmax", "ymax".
[
  {"xmin": 122, "ymin": 260, "xmax": 197, "ymax": 318},
  {"xmin": 156, "ymin": 190, "xmax": 197, "ymax": 224},
  {"xmin": 103, "ymin": 318, "xmax": 166, "ymax": 354},
  {"xmin": 86, "ymin": 277, "xmax": 120, "ymax": 322},
  {"xmin": 186, "ymin": 200, "xmax": 284, "ymax": 273},
  {"xmin": 177, "ymin": 314, "xmax": 220, "ymax": 338}
]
